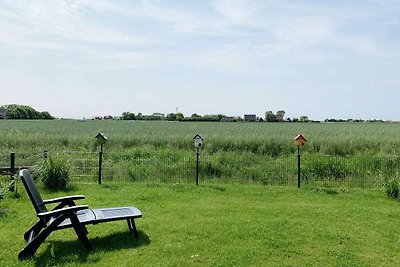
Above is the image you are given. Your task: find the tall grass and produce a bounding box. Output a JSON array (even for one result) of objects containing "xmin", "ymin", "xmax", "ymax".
[
  {"xmin": 1, "ymin": 120, "xmax": 400, "ymax": 155},
  {"xmin": 2, "ymin": 120, "xmax": 400, "ymax": 188}
]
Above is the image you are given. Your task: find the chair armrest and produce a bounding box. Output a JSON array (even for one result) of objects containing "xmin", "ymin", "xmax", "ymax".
[
  {"xmin": 43, "ymin": 195, "xmax": 86, "ymax": 205},
  {"xmin": 38, "ymin": 205, "xmax": 89, "ymax": 218}
]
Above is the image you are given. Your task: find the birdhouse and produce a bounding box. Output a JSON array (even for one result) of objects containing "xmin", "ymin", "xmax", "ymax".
[
  {"xmin": 95, "ymin": 133, "xmax": 107, "ymax": 145},
  {"xmin": 193, "ymin": 134, "xmax": 204, "ymax": 149},
  {"xmin": 294, "ymin": 134, "xmax": 307, "ymax": 147}
]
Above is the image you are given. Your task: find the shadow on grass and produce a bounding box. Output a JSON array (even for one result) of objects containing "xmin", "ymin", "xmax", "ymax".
[
  {"xmin": 41, "ymin": 183, "xmax": 81, "ymax": 194},
  {"xmin": 201, "ymin": 185, "xmax": 226, "ymax": 192},
  {"xmin": 33, "ymin": 230, "xmax": 150, "ymax": 266},
  {"xmin": 0, "ymin": 208, "xmax": 7, "ymax": 217}
]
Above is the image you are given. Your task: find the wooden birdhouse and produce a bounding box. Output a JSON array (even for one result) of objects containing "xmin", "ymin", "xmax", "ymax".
[
  {"xmin": 294, "ymin": 134, "xmax": 307, "ymax": 147},
  {"xmin": 193, "ymin": 134, "xmax": 204, "ymax": 149},
  {"xmin": 95, "ymin": 133, "xmax": 107, "ymax": 145}
]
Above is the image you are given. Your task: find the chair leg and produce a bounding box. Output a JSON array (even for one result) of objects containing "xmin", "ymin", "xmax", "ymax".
[
  {"xmin": 18, "ymin": 223, "xmax": 54, "ymax": 260},
  {"xmin": 69, "ymin": 213, "xmax": 92, "ymax": 250},
  {"xmin": 82, "ymin": 225, "xmax": 89, "ymax": 234},
  {"xmin": 127, "ymin": 218, "xmax": 138, "ymax": 239},
  {"xmin": 24, "ymin": 221, "xmax": 45, "ymax": 241}
]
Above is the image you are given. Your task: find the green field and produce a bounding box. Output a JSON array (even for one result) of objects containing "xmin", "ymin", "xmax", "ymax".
[
  {"xmin": 1, "ymin": 120, "xmax": 400, "ymax": 155},
  {"xmin": 1, "ymin": 183, "xmax": 400, "ymax": 266},
  {"xmin": 1, "ymin": 120, "xmax": 400, "ymax": 187},
  {"xmin": 1, "ymin": 121, "xmax": 400, "ymax": 265}
]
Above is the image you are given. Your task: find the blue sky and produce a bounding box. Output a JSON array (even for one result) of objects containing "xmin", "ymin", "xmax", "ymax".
[{"xmin": 1, "ymin": 0, "xmax": 400, "ymax": 120}]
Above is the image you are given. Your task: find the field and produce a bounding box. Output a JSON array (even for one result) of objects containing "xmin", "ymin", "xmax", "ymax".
[
  {"xmin": 1, "ymin": 120, "xmax": 400, "ymax": 265},
  {"xmin": 1, "ymin": 120, "xmax": 400, "ymax": 155},
  {"xmin": 1, "ymin": 120, "xmax": 400, "ymax": 187},
  {"xmin": 1, "ymin": 183, "xmax": 400, "ymax": 266}
]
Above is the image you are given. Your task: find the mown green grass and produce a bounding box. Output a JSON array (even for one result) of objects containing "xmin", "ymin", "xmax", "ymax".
[{"xmin": 1, "ymin": 182, "xmax": 400, "ymax": 266}]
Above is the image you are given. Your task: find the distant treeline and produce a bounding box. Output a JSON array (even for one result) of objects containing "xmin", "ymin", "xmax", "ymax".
[
  {"xmin": 324, "ymin": 119, "xmax": 385, "ymax": 123},
  {"xmin": 119, "ymin": 111, "xmax": 388, "ymax": 123},
  {"xmin": 0, "ymin": 105, "xmax": 54, "ymax": 120},
  {"xmin": 0, "ymin": 104, "xmax": 388, "ymax": 122},
  {"xmin": 121, "ymin": 112, "xmax": 243, "ymax": 122},
  {"xmin": 120, "ymin": 110, "xmax": 315, "ymax": 123}
]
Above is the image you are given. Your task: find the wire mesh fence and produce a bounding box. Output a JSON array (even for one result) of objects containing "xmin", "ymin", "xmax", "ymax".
[
  {"xmin": 62, "ymin": 151, "xmax": 299, "ymax": 185},
  {"xmin": 0, "ymin": 153, "xmax": 10, "ymax": 182},
  {"xmin": 0, "ymin": 153, "xmax": 9, "ymax": 171},
  {"xmin": 1, "ymin": 150, "xmax": 400, "ymax": 189},
  {"xmin": 301, "ymin": 154, "xmax": 400, "ymax": 189}
]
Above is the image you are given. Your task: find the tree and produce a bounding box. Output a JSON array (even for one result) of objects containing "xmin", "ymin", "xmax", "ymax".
[
  {"xmin": 176, "ymin": 113, "xmax": 184, "ymax": 121},
  {"xmin": 40, "ymin": 111, "xmax": 54, "ymax": 120},
  {"xmin": 152, "ymin": 113, "xmax": 165, "ymax": 119},
  {"xmin": 122, "ymin": 112, "xmax": 135, "ymax": 120},
  {"xmin": 265, "ymin": 111, "xmax": 277, "ymax": 122},
  {"xmin": 276, "ymin": 110, "xmax": 285, "ymax": 122},
  {"xmin": 191, "ymin": 113, "xmax": 201, "ymax": 118},
  {"xmin": 217, "ymin": 114, "xmax": 225, "ymax": 121},
  {"xmin": 300, "ymin": 116, "xmax": 309, "ymax": 122},
  {"xmin": 166, "ymin": 113, "xmax": 177, "ymax": 121},
  {"xmin": 3, "ymin": 104, "xmax": 54, "ymax": 120}
]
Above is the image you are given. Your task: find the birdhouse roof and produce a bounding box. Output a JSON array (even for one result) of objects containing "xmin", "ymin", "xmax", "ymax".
[
  {"xmin": 95, "ymin": 133, "xmax": 107, "ymax": 140},
  {"xmin": 193, "ymin": 133, "xmax": 204, "ymax": 141},
  {"xmin": 294, "ymin": 134, "xmax": 307, "ymax": 142}
]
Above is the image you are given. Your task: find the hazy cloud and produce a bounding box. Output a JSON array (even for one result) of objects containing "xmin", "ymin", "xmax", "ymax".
[{"xmin": 1, "ymin": 0, "xmax": 400, "ymax": 119}]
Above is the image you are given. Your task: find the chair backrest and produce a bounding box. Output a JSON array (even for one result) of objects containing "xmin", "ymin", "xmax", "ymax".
[{"xmin": 19, "ymin": 169, "xmax": 47, "ymax": 214}]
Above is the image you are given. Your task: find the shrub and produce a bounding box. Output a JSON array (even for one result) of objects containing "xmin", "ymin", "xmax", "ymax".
[
  {"xmin": 384, "ymin": 178, "xmax": 400, "ymax": 199},
  {"xmin": 303, "ymin": 156, "xmax": 348, "ymax": 181},
  {"xmin": 35, "ymin": 157, "xmax": 70, "ymax": 190},
  {"xmin": 0, "ymin": 181, "xmax": 5, "ymax": 201}
]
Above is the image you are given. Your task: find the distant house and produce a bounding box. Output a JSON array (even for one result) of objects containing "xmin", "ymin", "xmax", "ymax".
[
  {"xmin": 103, "ymin": 115, "xmax": 113, "ymax": 120},
  {"xmin": 244, "ymin": 114, "xmax": 257, "ymax": 122},
  {"xmin": 152, "ymin": 113, "xmax": 165, "ymax": 118},
  {"xmin": 221, "ymin": 116, "xmax": 235, "ymax": 122},
  {"xmin": 0, "ymin": 107, "xmax": 5, "ymax": 119}
]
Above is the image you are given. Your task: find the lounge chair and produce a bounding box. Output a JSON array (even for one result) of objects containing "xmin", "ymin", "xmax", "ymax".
[{"xmin": 18, "ymin": 169, "xmax": 142, "ymax": 259}]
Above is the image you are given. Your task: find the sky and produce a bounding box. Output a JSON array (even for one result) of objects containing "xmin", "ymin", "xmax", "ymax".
[{"xmin": 1, "ymin": 0, "xmax": 400, "ymax": 120}]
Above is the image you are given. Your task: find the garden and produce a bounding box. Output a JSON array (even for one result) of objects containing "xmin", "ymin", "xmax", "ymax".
[{"xmin": 1, "ymin": 120, "xmax": 400, "ymax": 265}]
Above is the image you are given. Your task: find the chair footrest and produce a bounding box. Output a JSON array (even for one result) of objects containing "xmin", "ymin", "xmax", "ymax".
[{"xmin": 92, "ymin": 207, "xmax": 142, "ymax": 223}]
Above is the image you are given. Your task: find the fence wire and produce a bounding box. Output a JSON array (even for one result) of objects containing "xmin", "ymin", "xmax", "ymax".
[{"xmin": 2, "ymin": 151, "xmax": 400, "ymax": 189}]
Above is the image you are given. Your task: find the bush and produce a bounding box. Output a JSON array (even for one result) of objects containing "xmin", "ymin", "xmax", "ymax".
[
  {"xmin": 384, "ymin": 178, "xmax": 399, "ymax": 199},
  {"xmin": 0, "ymin": 181, "xmax": 5, "ymax": 201},
  {"xmin": 35, "ymin": 157, "xmax": 70, "ymax": 190}
]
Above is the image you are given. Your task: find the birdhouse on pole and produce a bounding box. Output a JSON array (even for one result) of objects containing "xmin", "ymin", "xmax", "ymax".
[
  {"xmin": 193, "ymin": 134, "xmax": 204, "ymax": 150},
  {"xmin": 294, "ymin": 134, "xmax": 307, "ymax": 147},
  {"xmin": 95, "ymin": 133, "xmax": 107, "ymax": 145}
]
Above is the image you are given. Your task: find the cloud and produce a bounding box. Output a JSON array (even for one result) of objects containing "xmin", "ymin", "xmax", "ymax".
[
  {"xmin": 1, "ymin": 0, "xmax": 400, "ymax": 121},
  {"xmin": 0, "ymin": 0, "xmax": 155, "ymax": 52},
  {"xmin": 212, "ymin": 0, "xmax": 254, "ymax": 26},
  {"xmin": 129, "ymin": 1, "xmax": 230, "ymax": 36}
]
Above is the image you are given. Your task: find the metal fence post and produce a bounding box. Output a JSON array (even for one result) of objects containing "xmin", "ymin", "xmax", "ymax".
[
  {"xmin": 196, "ymin": 150, "xmax": 199, "ymax": 186},
  {"xmin": 9, "ymin": 152, "xmax": 15, "ymax": 192},
  {"xmin": 98, "ymin": 144, "xmax": 103, "ymax": 185},
  {"xmin": 297, "ymin": 146, "xmax": 301, "ymax": 189}
]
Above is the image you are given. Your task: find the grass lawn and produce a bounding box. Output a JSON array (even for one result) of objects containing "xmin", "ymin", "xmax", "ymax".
[{"xmin": 1, "ymin": 182, "xmax": 400, "ymax": 266}]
